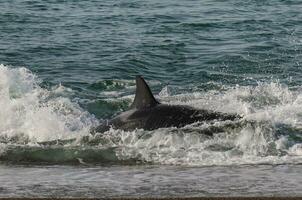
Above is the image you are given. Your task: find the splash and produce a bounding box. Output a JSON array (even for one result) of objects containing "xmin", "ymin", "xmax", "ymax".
[
  {"xmin": 0, "ymin": 64, "xmax": 97, "ymax": 144},
  {"xmin": 0, "ymin": 64, "xmax": 302, "ymax": 166},
  {"xmin": 93, "ymin": 81, "xmax": 302, "ymax": 166}
]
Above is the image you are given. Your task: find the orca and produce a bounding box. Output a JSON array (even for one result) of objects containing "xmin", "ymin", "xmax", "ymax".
[{"xmin": 92, "ymin": 76, "xmax": 241, "ymax": 134}]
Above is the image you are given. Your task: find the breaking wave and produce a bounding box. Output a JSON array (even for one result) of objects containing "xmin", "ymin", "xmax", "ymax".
[
  {"xmin": 0, "ymin": 64, "xmax": 98, "ymax": 143},
  {"xmin": 0, "ymin": 64, "xmax": 302, "ymax": 166}
]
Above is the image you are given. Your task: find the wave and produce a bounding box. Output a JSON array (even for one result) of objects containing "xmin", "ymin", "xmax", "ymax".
[
  {"xmin": 0, "ymin": 64, "xmax": 98, "ymax": 143},
  {"xmin": 0, "ymin": 64, "xmax": 302, "ymax": 166}
]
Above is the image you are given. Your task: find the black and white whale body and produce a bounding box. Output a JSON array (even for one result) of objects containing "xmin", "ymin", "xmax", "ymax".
[{"xmin": 92, "ymin": 76, "xmax": 241, "ymax": 133}]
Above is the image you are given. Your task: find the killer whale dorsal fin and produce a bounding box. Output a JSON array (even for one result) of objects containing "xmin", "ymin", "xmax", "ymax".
[{"xmin": 130, "ymin": 76, "xmax": 159, "ymax": 109}]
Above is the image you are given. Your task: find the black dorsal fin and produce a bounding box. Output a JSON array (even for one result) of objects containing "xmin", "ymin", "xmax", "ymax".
[{"xmin": 130, "ymin": 76, "xmax": 159, "ymax": 109}]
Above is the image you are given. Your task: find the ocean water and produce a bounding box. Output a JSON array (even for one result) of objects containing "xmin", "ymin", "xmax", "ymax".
[{"xmin": 0, "ymin": 0, "xmax": 302, "ymax": 197}]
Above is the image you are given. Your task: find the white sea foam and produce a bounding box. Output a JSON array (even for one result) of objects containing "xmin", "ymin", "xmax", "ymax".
[
  {"xmin": 0, "ymin": 64, "xmax": 97, "ymax": 143},
  {"xmin": 96, "ymin": 80, "xmax": 302, "ymax": 166},
  {"xmin": 0, "ymin": 64, "xmax": 302, "ymax": 166},
  {"xmin": 289, "ymin": 144, "xmax": 302, "ymax": 156}
]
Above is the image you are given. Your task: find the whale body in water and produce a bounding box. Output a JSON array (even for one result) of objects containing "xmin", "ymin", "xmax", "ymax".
[{"xmin": 92, "ymin": 76, "xmax": 240, "ymax": 134}]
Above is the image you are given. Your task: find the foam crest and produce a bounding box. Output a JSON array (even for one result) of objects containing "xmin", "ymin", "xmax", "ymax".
[
  {"xmin": 95, "ymin": 82, "xmax": 302, "ymax": 166},
  {"xmin": 1, "ymin": 64, "xmax": 301, "ymax": 166},
  {"xmin": 97, "ymin": 123, "xmax": 300, "ymax": 166},
  {"xmin": 0, "ymin": 64, "xmax": 97, "ymax": 143},
  {"xmin": 160, "ymin": 81, "xmax": 302, "ymax": 127}
]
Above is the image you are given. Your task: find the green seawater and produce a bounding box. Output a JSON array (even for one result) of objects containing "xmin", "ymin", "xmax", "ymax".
[{"xmin": 0, "ymin": 0, "xmax": 302, "ymax": 197}]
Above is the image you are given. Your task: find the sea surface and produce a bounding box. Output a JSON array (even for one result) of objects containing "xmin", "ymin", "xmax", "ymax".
[{"xmin": 0, "ymin": 0, "xmax": 302, "ymax": 197}]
